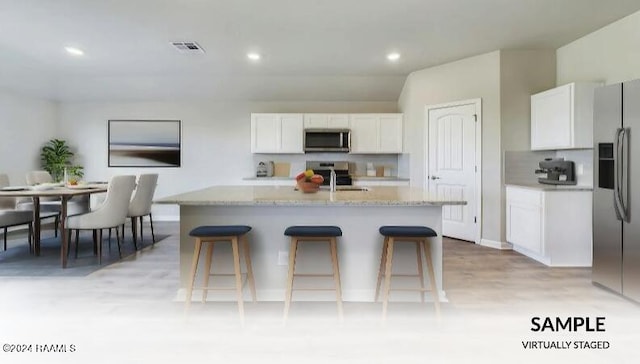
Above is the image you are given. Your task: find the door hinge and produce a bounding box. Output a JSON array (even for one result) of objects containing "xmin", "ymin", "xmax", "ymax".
[
  {"xmin": 475, "ymin": 165, "xmax": 477, "ymax": 173},
  {"xmin": 473, "ymin": 114, "xmax": 478, "ymax": 122},
  {"xmin": 474, "ymin": 216, "xmax": 477, "ymax": 223}
]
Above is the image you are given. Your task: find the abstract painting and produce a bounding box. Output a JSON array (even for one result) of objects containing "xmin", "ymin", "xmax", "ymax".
[{"xmin": 108, "ymin": 120, "xmax": 181, "ymax": 167}]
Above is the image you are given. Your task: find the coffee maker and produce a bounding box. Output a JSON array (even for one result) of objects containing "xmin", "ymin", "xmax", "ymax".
[{"xmin": 535, "ymin": 158, "xmax": 577, "ymax": 185}]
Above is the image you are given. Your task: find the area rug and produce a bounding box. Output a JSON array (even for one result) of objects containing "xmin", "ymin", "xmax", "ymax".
[{"xmin": 0, "ymin": 231, "xmax": 168, "ymax": 277}]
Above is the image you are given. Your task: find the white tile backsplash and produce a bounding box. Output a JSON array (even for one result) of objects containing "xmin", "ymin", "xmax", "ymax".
[
  {"xmin": 504, "ymin": 150, "xmax": 554, "ymax": 185},
  {"xmin": 555, "ymin": 149, "xmax": 594, "ymax": 187},
  {"xmin": 504, "ymin": 149, "xmax": 593, "ymax": 187}
]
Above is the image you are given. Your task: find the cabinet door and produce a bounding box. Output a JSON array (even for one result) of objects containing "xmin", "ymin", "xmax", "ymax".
[
  {"xmin": 279, "ymin": 114, "xmax": 304, "ymax": 153},
  {"xmin": 506, "ymin": 188, "xmax": 543, "ymax": 254},
  {"xmin": 378, "ymin": 114, "xmax": 403, "ymax": 153},
  {"xmin": 531, "ymin": 84, "xmax": 573, "ymax": 150},
  {"xmin": 251, "ymin": 114, "xmax": 280, "ymax": 153},
  {"xmin": 507, "ymin": 203, "xmax": 542, "ymax": 254},
  {"xmin": 327, "ymin": 114, "xmax": 349, "ymax": 128},
  {"xmin": 303, "ymin": 114, "xmax": 349, "ymax": 129},
  {"xmin": 349, "ymin": 115, "xmax": 379, "ymax": 153},
  {"xmin": 303, "ymin": 114, "xmax": 328, "ymax": 129}
]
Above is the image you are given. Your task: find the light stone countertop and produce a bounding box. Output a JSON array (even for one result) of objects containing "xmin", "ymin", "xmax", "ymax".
[
  {"xmin": 505, "ymin": 183, "xmax": 593, "ymax": 191},
  {"xmin": 156, "ymin": 185, "xmax": 466, "ymax": 206},
  {"xmin": 242, "ymin": 176, "xmax": 409, "ymax": 181}
]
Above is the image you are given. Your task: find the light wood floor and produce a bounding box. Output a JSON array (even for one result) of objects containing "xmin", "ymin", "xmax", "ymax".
[
  {"xmin": 1, "ymin": 223, "xmax": 635, "ymax": 316},
  {"xmin": 1, "ymin": 222, "xmax": 637, "ymax": 363}
]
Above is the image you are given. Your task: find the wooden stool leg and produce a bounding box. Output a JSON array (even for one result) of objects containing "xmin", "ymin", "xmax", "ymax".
[
  {"xmin": 231, "ymin": 237, "xmax": 245, "ymax": 322},
  {"xmin": 283, "ymin": 237, "xmax": 298, "ymax": 320},
  {"xmin": 374, "ymin": 237, "xmax": 389, "ymax": 302},
  {"xmin": 330, "ymin": 237, "xmax": 343, "ymax": 320},
  {"xmin": 242, "ymin": 235, "xmax": 257, "ymax": 302},
  {"xmin": 422, "ymin": 240, "xmax": 441, "ymax": 316},
  {"xmin": 382, "ymin": 237, "xmax": 395, "ymax": 319},
  {"xmin": 201, "ymin": 241, "xmax": 214, "ymax": 303},
  {"xmin": 185, "ymin": 238, "xmax": 203, "ymax": 311},
  {"xmin": 416, "ymin": 241, "xmax": 426, "ymax": 303}
]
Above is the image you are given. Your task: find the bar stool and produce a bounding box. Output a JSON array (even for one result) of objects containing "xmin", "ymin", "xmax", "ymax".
[
  {"xmin": 283, "ymin": 225, "xmax": 343, "ymax": 320},
  {"xmin": 185, "ymin": 225, "xmax": 257, "ymax": 320},
  {"xmin": 375, "ymin": 226, "xmax": 440, "ymax": 318}
]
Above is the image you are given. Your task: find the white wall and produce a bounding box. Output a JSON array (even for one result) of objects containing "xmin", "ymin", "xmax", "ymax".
[
  {"xmin": 397, "ymin": 50, "xmax": 556, "ymax": 244},
  {"xmin": 557, "ymin": 10, "xmax": 640, "ymax": 85},
  {"xmin": 500, "ymin": 50, "xmax": 556, "ymax": 152},
  {"xmin": 0, "ymin": 91, "xmax": 58, "ymax": 184},
  {"xmin": 397, "ymin": 51, "xmax": 502, "ymax": 242},
  {"xmin": 57, "ymin": 101, "xmax": 397, "ymax": 219}
]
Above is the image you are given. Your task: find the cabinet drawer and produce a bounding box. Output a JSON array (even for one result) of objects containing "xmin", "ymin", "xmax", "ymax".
[{"xmin": 506, "ymin": 186, "xmax": 542, "ymax": 206}]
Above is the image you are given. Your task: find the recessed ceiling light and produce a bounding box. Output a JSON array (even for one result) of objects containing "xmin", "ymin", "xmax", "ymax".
[
  {"xmin": 247, "ymin": 53, "xmax": 261, "ymax": 61},
  {"xmin": 387, "ymin": 52, "xmax": 400, "ymax": 61},
  {"xmin": 65, "ymin": 46, "xmax": 84, "ymax": 56}
]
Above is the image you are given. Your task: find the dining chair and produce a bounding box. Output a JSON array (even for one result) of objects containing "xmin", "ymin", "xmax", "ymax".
[
  {"xmin": 66, "ymin": 175, "xmax": 136, "ymax": 264},
  {"xmin": 1, "ymin": 173, "xmax": 60, "ymax": 240},
  {"xmin": 127, "ymin": 174, "xmax": 158, "ymax": 249},
  {"xmin": 19, "ymin": 171, "xmax": 90, "ymax": 230},
  {"xmin": 0, "ymin": 210, "xmax": 33, "ymax": 252},
  {"xmin": 25, "ymin": 170, "xmax": 55, "ymax": 186},
  {"xmin": 1, "ymin": 174, "xmax": 34, "ymax": 252}
]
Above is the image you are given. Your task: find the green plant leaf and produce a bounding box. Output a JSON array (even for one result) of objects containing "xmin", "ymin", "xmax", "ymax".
[{"xmin": 40, "ymin": 139, "xmax": 83, "ymax": 182}]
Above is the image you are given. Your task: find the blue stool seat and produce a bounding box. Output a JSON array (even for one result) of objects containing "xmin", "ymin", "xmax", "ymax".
[
  {"xmin": 284, "ymin": 226, "xmax": 342, "ymax": 237},
  {"xmin": 189, "ymin": 225, "xmax": 252, "ymax": 237},
  {"xmin": 379, "ymin": 226, "xmax": 437, "ymax": 238}
]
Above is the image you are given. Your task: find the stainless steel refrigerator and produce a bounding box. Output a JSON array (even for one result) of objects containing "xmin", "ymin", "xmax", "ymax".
[{"xmin": 593, "ymin": 79, "xmax": 640, "ymax": 302}]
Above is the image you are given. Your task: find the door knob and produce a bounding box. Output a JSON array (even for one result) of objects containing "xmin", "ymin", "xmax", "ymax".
[{"xmin": 430, "ymin": 176, "xmax": 440, "ymax": 180}]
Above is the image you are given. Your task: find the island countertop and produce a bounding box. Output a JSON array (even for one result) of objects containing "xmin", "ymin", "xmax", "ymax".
[{"xmin": 156, "ymin": 185, "xmax": 466, "ymax": 207}]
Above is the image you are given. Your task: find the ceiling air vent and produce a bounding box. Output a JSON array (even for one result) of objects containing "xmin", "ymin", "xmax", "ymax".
[{"xmin": 171, "ymin": 41, "xmax": 205, "ymax": 54}]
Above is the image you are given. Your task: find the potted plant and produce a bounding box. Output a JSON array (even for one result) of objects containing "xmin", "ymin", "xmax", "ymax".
[{"xmin": 40, "ymin": 138, "xmax": 84, "ymax": 183}]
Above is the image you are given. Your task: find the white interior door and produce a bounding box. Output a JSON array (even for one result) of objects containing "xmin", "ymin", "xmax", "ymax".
[{"xmin": 428, "ymin": 103, "xmax": 477, "ymax": 242}]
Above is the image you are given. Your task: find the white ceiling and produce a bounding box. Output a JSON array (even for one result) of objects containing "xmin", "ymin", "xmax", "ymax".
[{"xmin": 1, "ymin": 0, "xmax": 639, "ymax": 102}]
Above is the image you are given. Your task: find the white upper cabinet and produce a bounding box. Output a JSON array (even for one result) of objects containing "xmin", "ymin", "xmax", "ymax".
[
  {"xmin": 349, "ymin": 114, "xmax": 403, "ymax": 154},
  {"xmin": 378, "ymin": 114, "xmax": 403, "ymax": 152},
  {"xmin": 349, "ymin": 114, "xmax": 379, "ymax": 153},
  {"xmin": 530, "ymin": 82, "xmax": 601, "ymax": 150},
  {"xmin": 251, "ymin": 113, "xmax": 303, "ymax": 154},
  {"xmin": 303, "ymin": 114, "xmax": 350, "ymax": 129},
  {"xmin": 252, "ymin": 113, "xmax": 402, "ymax": 154}
]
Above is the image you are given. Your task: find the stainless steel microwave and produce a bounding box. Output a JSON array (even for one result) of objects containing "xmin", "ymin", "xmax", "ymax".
[{"xmin": 304, "ymin": 129, "xmax": 350, "ymax": 152}]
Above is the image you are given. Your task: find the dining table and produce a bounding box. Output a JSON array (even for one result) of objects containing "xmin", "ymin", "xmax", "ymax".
[{"xmin": 0, "ymin": 183, "xmax": 108, "ymax": 268}]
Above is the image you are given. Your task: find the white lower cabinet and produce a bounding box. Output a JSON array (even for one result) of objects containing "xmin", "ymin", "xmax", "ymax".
[{"xmin": 506, "ymin": 186, "xmax": 592, "ymax": 267}]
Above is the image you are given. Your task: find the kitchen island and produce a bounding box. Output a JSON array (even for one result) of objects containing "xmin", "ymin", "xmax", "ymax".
[{"xmin": 156, "ymin": 185, "xmax": 465, "ymax": 302}]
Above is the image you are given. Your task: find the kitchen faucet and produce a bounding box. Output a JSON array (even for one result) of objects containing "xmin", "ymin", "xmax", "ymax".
[{"xmin": 330, "ymin": 168, "xmax": 336, "ymax": 192}]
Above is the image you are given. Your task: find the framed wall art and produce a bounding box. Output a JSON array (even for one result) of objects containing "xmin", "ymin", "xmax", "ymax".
[{"xmin": 108, "ymin": 120, "xmax": 181, "ymax": 167}]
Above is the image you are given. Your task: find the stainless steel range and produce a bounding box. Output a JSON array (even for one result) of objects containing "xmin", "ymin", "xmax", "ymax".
[{"xmin": 306, "ymin": 161, "xmax": 353, "ymax": 186}]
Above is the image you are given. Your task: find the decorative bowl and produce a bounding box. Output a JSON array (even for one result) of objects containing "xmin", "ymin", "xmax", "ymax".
[{"xmin": 297, "ymin": 181, "xmax": 321, "ymax": 193}]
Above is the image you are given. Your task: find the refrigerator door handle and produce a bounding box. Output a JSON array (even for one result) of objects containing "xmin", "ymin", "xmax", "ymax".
[
  {"xmin": 614, "ymin": 128, "xmax": 624, "ymax": 221},
  {"xmin": 620, "ymin": 128, "xmax": 630, "ymax": 222}
]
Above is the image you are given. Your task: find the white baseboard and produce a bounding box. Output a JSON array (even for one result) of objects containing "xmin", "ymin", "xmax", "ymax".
[
  {"xmin": 174, "ymin": 288, "xmax": 448, "ymax": 303},
  {"xmin": 479, "ymin": 238, "xmax": 513, "ymax": 250},
  {"xmin": 512, "ymin": 245, "xmax": 551, "ymax": 265},
  {"xmin": 152, "ymin": 215, "xmax": 179, "ymax": 222}
]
